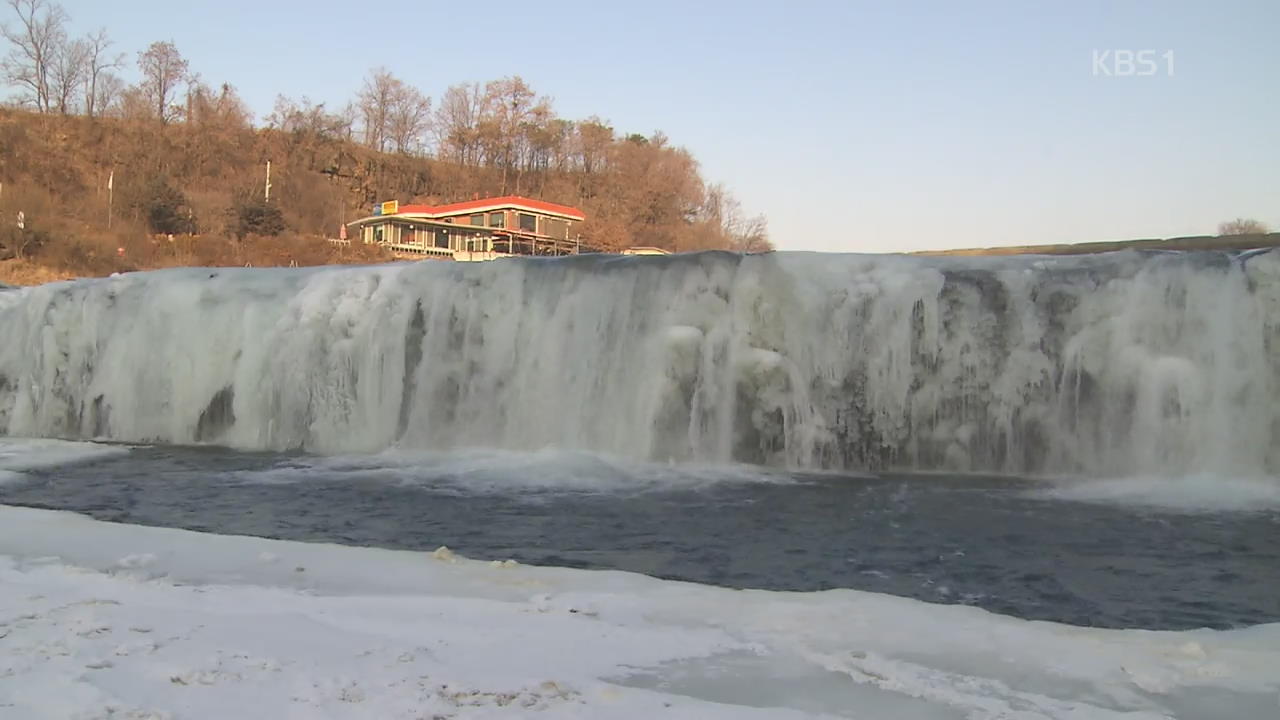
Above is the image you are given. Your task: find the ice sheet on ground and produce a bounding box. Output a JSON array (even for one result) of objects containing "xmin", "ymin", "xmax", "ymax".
[
  {"xmin": 0, "ymin": 438, "xmax": 130, "ymax": 485},
  {"xmin": 1, "ymin": 505, "xmax": 1278, "ymax": 719}
]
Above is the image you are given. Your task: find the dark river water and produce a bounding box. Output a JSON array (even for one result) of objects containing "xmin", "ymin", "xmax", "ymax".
[{"xmin": 2, "ymin": 444, "xmax": 1278, "ymax": 631}]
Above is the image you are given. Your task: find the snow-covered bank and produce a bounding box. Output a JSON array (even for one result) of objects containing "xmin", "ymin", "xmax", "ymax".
[{"xmin": 2, "ymin": 506, "xmax": 1277, "ymax": 719}]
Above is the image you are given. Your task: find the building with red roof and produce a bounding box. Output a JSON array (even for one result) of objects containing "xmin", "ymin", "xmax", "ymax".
[{"xmin": 347, "ymin": 195, "xmax": 589, "ymax": 260}]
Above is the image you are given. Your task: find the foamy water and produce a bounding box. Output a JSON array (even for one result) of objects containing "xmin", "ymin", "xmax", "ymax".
[
  {"xmin": 1033, "ymin": 474, "xmax": 1280, "ymax": 512},
  {"xmin": 0, "ymin": 437, "xmax": 130, "ymax": 484},
  {"xmin": 226, "ymin": 447, "xmax": 797, "ymax": 493}
]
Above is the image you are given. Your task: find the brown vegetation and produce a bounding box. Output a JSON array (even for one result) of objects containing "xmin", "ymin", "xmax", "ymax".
[
  {"xmin": 1218, "ymin": 218, "xmax": 1270, "ymax": 236},
  {"xmin": 0, "ymin": 256, "xmax": 70, "ymax": 284},
  {"xmin": 0, "ymin": 0, "xmax": 769, "ymax": 284}
]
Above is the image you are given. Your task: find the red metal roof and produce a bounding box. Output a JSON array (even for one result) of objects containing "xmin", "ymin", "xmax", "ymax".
[{"xmin": 393, "ymin": 196, "xmax": 585, "ymax": 221}]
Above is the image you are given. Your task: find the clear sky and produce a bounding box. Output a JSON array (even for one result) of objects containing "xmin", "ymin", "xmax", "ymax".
[{"xmin": 44, "ymin": 0, "xmax": 1280, "ymax": 252}]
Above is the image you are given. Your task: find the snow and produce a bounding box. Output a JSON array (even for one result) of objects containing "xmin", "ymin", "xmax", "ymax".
[
  {"xmin": 2, "ymin": 505, "xmax": 1278, "ymax": 719},
  {"xmin": 0, "ymin": 438, "xmax": 129, "ymax": 486}
]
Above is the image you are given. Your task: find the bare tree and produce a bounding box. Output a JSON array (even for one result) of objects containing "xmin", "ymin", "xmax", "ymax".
[
  {"xmin": 386, "ymin": 84, "xmax": 430, "ymax": 155},
  {"xmin": 47, "ymin": 33, "xmax": 84, "ymax": 113},
  {"xmin": 136, "ymin": 40, "xmax": 188, "ymax": 123},
  {"xmin": 686, "ymin": 184, "xmax": 774, "ymax": 252},
  {"xmin": 356, "ymin": 67, "xmax": 396, "ymax": 151},
  {"xmin": 336, "ymin": 102, "xmax": 358, "ymax": 143},
  {"xmin": 115, "ymin": 82, "xmax": 150, "ymax": 120},
  {"xmin": 1218, "ymin": 218, "xmax": 1270, "ymax": 236},
  {"xmin": 187, "ymin": 80, "xmax": 249, "ymax": 129},
  {"xmin": 354, "ymin": 68, "xmax": 430, "ymax": 154},
  {"xmin": 574, "ymin": 117, "xmax": 613, "ymax": 175},
  {"xmin": 700, "ymin": 184, "xmax": 772, "ymax": 252},
  {"xmin": 91, "ymin": 70, "xmax": 122, "ymax": 116},
  {"xmin": 730, "ymin": 214, "xmax": 771, "ymax": 252},
  {"xmin": 0, "ymin": 0, "xmax": 68, "ymax": 113},
  {"xmin": 480, "ymin": 76, "xmax": 551, "ymax": 192},
  {"xmin": 182, "ymin": 69, "xmax": 201, "ymax": 120},
  {"xmin": 81, "ymin": 27, "xmax": 121, "ymax": 117},
  {"xmin": 434, "ymin": 82, "xmax": 485, "ymax": 166},
  {"xmin": 519, "ymin": 106, "xmax": 562, "ymax": 174},
  {"xmin": 265, "ymin": 94, "xmax": 299, "ymax": 131},
  {"xmin": 267, "ymin": 94, "xmax": 351, "ymax": 139}
]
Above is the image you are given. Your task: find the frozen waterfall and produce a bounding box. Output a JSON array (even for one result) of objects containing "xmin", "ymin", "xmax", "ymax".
[{"xmin": 1, "ymin": 249, "xmax": 1277, "ymax": 476}]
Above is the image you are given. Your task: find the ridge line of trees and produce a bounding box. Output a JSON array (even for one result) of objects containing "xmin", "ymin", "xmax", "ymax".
[{"xmin": 1, "ymin": 0, "xmax": 771, "ymax": 253}]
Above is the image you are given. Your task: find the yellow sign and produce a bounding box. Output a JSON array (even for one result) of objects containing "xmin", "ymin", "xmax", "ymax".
[{"xmin": 381, "ymin": 200, "xmax": 399, "ymax": 215}]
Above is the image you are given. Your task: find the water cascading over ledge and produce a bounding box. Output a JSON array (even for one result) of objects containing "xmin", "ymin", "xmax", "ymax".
[{"xmin": 1, "ymin": 249, "xmax": 1277, "ymax": 477}]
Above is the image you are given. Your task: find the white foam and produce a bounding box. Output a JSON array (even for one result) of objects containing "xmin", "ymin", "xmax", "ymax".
[
  {"xmin": 0, "ymin": 505, "xmax": 1277, "ymax": 719},
  {"xmin": 233, "ymin": 447, "xmax": 795, "ymax": 493},
  {"xmin": 0, "ymin": 438, "xmax": 130, "ymax": 484},
  {"xmin": 1032, "ymin": 474, "xmax": 1280, "ymax": 512}
]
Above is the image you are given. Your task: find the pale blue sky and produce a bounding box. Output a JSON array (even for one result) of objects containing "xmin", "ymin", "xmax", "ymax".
[{"xmin": 43, "ymin": 0, "xmax": 1280, "ymax": 252}]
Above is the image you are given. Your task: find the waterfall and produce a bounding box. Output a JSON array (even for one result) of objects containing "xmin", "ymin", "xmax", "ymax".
[{"xmin": 1, "ymin": 249, "xmax": 1277, "ymax": 476}]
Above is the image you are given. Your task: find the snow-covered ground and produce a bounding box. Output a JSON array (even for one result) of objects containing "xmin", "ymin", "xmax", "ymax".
[{"xmin": 1, "ymin": 504, "xmax": 1277, "ymax": 720}]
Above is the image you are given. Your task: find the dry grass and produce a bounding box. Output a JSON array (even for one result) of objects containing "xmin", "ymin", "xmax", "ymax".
[
  {"xmin": 3, "ymin": 235, "xmax": 392, "ymax": 287},
  {"xmin": 1, "ymin": 107, "xmax": 760, "ymax": 274},
  {"xmin": 0, "ymin": 258, "xmax": 79, "ymax": 286}
]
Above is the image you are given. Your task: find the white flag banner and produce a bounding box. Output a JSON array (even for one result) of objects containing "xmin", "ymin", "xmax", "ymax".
[{"xmin": 108, "ymin": 170, "xmax": 114, "ymax": 191}]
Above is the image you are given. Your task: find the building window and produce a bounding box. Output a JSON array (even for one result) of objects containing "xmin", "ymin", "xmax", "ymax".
[
  {"xmin": 518, "ymin": 213, "xmax": 537, "ymax": 232},
  {"xmin": 469, "ymin": 214, "xmax": 484, "ymax": 226},
  {"xmin": 488, "ymin": 211, "xmax": 505, "ymax": 228},
  {"xmin": 435, "ymin": 230, "xmax": 450, "ymax": 249},
  {"xmin": 543, "ymin": 218, "xmax": 568, "ymax": 239}
]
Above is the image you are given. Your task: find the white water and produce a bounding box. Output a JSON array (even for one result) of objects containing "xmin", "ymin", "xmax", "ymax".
[
  {"xmin": 1, "ymin": 250, "xmax": 1278, "ymax": 477},
  {"xmin": 1032, "ymin": 474, "xmax": 1280, "ymax": 513},
  {"xmin": 0, "ymin": 437, "xmax": 130, "ymax": 485},
  {"xmin": 227, "ymin": 447, "xmax": 796, "ymax": 494}
]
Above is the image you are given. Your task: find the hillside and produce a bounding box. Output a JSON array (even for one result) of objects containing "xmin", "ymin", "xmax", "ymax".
[
  {"xmin": 5, "ymin": 108, "xmax": 1274, "ymax": 288},
  {"xmin": 0, "ymin": 106, "xmax": 766, "ymax": 284}
]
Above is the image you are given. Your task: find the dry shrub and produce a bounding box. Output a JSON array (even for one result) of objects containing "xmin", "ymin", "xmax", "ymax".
[
  {"xmin": 1, "ymin": 105, "xmax": 764, "ymax": 284},
  {"xmin": 0, "ymin": 258, "xmax": 77, "ymax": 285}
]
